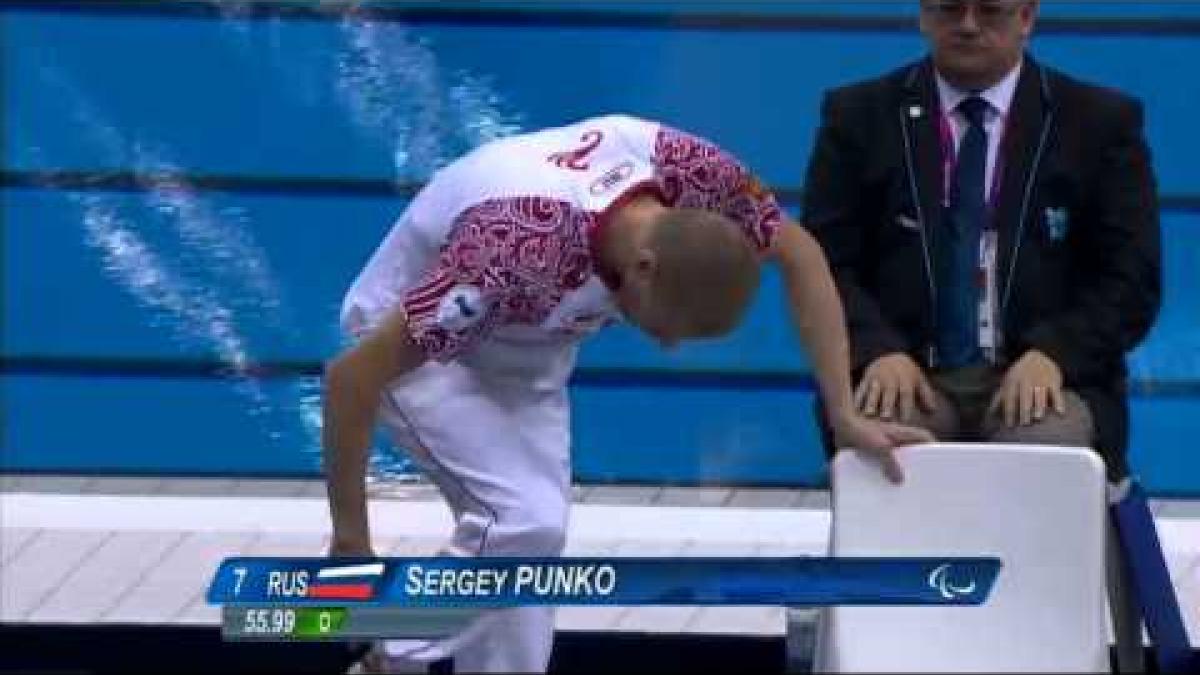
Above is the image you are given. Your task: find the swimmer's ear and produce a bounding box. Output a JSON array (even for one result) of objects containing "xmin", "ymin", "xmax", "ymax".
[{"xmin": 629, "ymin": 248, "xmax": 658, "ymax": 285}]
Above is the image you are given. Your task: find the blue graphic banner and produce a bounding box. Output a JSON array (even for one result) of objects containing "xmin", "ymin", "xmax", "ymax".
[{"xmin": 207, "ymin": 557, "xmax": 1001, "ymax": 607}]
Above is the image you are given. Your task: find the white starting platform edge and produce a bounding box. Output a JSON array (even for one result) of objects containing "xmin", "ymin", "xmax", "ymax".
[{"xmin": 1, "ymin": 477, "xmax": 1197, "ymax": 644}]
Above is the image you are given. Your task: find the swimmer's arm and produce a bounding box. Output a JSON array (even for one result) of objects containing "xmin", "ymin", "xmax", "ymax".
[
  {"xmin": 767, "ymin": 220, "xmax": 930, "ymax": 482},
  {"xmin": 322, "ymin": 308, "xmax": 427, "ymax": 555},
  {"xmin": 767, "ymin": 220, "xmax": 856, "ymax": 424}
]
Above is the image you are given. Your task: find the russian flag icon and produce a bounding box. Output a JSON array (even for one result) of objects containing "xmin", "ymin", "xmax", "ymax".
[{"xmin": 309, "ymin": 562, "xmax": 384, "ymax": 600}]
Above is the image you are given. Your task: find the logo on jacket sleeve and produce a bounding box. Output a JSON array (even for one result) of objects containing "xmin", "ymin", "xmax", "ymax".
[{"xmin": 436, "ymin": 285, "xmax": 487, "ymax": 331}]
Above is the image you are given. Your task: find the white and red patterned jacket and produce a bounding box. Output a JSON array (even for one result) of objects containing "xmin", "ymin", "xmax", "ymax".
[{"xmin": 341, "ymin": 115, "xmax": 782, "ymax": 385}]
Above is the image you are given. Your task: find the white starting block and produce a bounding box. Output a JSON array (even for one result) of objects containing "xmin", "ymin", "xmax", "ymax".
[{"xmin": 814, "ymin": 443, "xmax": 1110, "ymax": 673}]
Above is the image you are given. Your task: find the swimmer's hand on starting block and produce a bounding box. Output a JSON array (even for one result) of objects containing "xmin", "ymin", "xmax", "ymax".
[{"xmin": 832, "ymin": 412, "xmax": 933, "ymax": 485}]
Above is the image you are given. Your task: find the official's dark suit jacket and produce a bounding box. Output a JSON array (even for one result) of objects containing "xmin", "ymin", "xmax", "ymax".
[{"xmin": 802, "ymin": 56, "xmax": 1161, "ymax": 478}]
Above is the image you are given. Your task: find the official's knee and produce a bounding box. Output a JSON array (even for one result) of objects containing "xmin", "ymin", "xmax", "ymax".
[{"xmin": 984, "ymin": 390, "xmax": 1095, "ymax": 447}]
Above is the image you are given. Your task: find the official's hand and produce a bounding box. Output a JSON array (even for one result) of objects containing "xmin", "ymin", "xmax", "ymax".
[
  {"xmin": 855, "ymin": 353, "xmax": 940, "ymax": 422},
  {"xmin": 832, "ymin": 412, "xmax": 935, "ymax": 484},
  {"xmin": 988, "ymin": 349, "xmax": 1065, "ymax": 428}
]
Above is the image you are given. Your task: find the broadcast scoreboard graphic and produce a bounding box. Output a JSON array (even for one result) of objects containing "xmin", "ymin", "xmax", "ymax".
[{"xmin": 207, "ymin": 556, "xmax": 1001, "ymax": 641}]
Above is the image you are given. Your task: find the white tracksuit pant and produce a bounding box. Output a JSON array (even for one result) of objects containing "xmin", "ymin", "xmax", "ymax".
[{"xmin": 374, "ymin": 359, "xmax": 573, "ymax": 673}]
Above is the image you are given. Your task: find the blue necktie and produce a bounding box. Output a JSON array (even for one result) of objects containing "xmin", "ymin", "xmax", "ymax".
[{"xmin": 937, "ymin": 95, "xmax": 989, "ymax": 368}]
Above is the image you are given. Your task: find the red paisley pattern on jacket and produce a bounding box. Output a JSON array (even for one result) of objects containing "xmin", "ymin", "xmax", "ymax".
[
  {"xmin": 652, "ymin": 126, "xmax": 782, "ymax": 252},
  {"xmin": 403, "ymin": 196, "xmax": 594, "ymax": 361}
]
